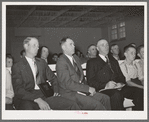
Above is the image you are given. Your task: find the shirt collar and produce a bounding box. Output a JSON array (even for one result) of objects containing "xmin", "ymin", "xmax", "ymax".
[
  {"xmin": 25, "ymin": 56, "xmax": 35, "ymax": 63},
  {"xmin": 99, "ymin": 54, "xmax": 107, "ymax": 62},
  {"xmin": 65, "ymin": 54, "xmax": 73, "ymax": 64}
]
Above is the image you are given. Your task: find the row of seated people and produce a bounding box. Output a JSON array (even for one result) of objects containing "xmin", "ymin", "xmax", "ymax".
[{"xmin": 6, "ymin": 37, "xmax": 144, "ymax": 110}]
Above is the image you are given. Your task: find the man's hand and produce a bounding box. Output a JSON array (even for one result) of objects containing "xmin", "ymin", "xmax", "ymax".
[
  {"xmin": 53, "ymin": 92, "xmax": 60, "ymax": 96},
  {"xmin": 89, "ymin": 87, "xmax": 96, "ymax": 96},
  {"xmin": 34, "ymin": 98, "xmax": 51, "ymax": 110},
  {"xmin": 6, "ymin": 97, "xmax": 13, "ymax": 104},
  {"xmin": 105, "ymin": 81, "xmax": 117, "ymax": 89}
]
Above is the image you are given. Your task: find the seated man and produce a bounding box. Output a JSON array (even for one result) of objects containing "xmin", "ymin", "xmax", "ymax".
[
  {"xmin": 110, "ymin": 44, "xmax": 120, "ymax": 60},
  {"xmin": 56, "ymin": 37, "xmax": 111, "ymax": 110},
  {"xmin": 6, "ymin": 69, "xmax": 14, "ymax": 110},
  {"xmin": 86, "ymin": 39, "xmax": 125, "ymax": 110},
  {"xmin": 12, "ymin": 37, "xmax": 80, "ymax": 110},
  {"xmin": 119, "ymin": 45, "xmax": 143, "ymax": 110}
]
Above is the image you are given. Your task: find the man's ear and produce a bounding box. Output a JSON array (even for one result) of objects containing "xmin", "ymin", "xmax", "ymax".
[
  {"xmin": 96, "ymin": 47, "xmax": 99, "ymax": 51},
  {"xmin": 124, "ymin": 52, "xmax": 127, "ymax": 57},
  {"xmin": 61, "ymin": 44, "xmax": 65, "ymax": 51},
  {"xmin": 24, "ymin": 44, "xmax": 28, "ymax": 50}
]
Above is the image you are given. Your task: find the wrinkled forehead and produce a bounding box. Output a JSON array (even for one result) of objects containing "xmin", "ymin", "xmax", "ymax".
[
  {"xmin": 66, "ymin": 38, "xmax": 74, "ymax": 44},
  {"xmin": 28, "ymin": 38, "xmax": 39, "ymax": 45},
  {"xmin": 97, "ymin": 39, "xmax": 108, "ymax": 46}
]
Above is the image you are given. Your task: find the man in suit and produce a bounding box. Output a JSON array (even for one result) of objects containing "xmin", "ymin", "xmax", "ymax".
[
  {"xmin": 56, "ymin": 37, "xmax": 111, "ymax": 110},
  {"xmin": 12, "ymin": 37, "xmax": 80, "ymax": 110},
  {"xmin": 86, "ymin": 39, "xmax": 143, "ymax": 110},
  {"xmin": 86, "ymin": 39, "xmax": 125, "ymax": 110}
]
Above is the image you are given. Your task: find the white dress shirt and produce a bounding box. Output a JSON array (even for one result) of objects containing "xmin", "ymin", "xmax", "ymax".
[
  {"xmin": 99, "ymin": 54, "xmax": 107, "ymax": 62},
  {"xmin": 25, "ymin": 56, "xmax": 39, "ymax": 89},
  {"xmin": 65, "ymin": 54, "xmax": 74, "ymax": 65}
]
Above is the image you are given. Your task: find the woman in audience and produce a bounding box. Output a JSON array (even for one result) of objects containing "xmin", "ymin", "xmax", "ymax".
[
  {"xmin": 120, "ymin": 45, "xmax": 143, "ymax": 89},
  {"xmin": 37, "ymin": 46, "xmax": 50, "ymax": 64},
  {"xmin": 6, "ymin": 69, "xmax": 14, "ymax": 110},
  {"xmin": 136, "ymin": 45, "xmax": 144, "ymax": 85},
  {"xmin": 6, "ymin": 54, "xmax": 13, "ymax": 74}
]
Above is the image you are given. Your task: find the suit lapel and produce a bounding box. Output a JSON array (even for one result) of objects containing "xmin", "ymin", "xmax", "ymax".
[{"xmin": 22, "ymin": 57, "xmax": 34, "ymax": 83}]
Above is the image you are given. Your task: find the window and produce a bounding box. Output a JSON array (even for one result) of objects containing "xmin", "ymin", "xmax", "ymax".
[{"xmin": 111, "ymin": 22, "xmax": 126, "ymax": 41}]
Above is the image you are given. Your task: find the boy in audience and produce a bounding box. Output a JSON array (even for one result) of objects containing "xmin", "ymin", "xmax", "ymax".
[
  {"xmin": 120, "ymin": 45, "xmax": 143, "ymax": 88},
  {"xmin": 119, "ymin": 45, "xmax": 143, "ymax": 110},
  {"xmin": 110, "ymin": 44, "xmax": 120, "ymax": 60}
]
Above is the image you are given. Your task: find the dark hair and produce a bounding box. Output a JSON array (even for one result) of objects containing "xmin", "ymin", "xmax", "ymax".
[
  {"xmin": 52, "ymin": 53, "xmax": 58, "ymax": 58},
  {"xmin": 128, "ymin": 43, "xmax": 136, "ymax": 48},
  {"xmin": 87, "ymin": 44, "xmax": 96, "ymax": 51},
  {"xmin": 110, "ymin": 44, "xmax": 118, "ymax": 48},
  {"xmin": 59, "ymin": 37, "xmax": 71, "ymax": 46},
  {"xmin": 37, "ymin": 46, "xmax": 49, "ymax": 58},
  {"xmin": 20, "ymin": 50, "xmax": 25, "ymax": 56},
  {"xmin": 123, "ymin": 45, "xmax": 136, "ymax": 53},
  {"xmin": 137, "ymin": 45, "xmax": 144, "ymax": 54}
]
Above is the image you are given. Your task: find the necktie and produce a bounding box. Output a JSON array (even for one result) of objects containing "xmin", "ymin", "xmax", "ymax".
[
  {"xmin": 33, "ymin": 59, "xmax": 40, "ymax": 84},
  {"xmin": 72, "ymin": 58, "xmax": 81, "ymax": 79},
  {"xmin": 105, "ymin": 56, "xmax": 114, "ymax": 73}
]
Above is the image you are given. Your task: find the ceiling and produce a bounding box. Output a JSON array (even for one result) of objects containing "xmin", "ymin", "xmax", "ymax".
[{"xmin": 6, "ymin": 5, "xmax": 144, "ymax": 28}]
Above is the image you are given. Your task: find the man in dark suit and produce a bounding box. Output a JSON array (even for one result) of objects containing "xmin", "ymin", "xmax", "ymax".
[
  {"xmin": 86, "ymin": 39, "xmax": 143, "ymax": 110},
  {"xmin": 86, "ymin": 39, "xmax": 125, "ymax": 110},
  {"xmin": 12, "ymin": 37, "xmax": 80, "ymax": 110},
  {"xmin": 56, "ymin": 37, "xmax": 111, "ymax": 110}
]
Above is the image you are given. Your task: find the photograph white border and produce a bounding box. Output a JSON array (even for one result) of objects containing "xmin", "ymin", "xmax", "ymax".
[{"xmin": 2, "ymin": 2, "xmax": 148, "ymax": 120}]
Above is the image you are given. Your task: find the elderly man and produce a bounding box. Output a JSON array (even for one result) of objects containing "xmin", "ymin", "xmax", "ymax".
[
  {"xmin": 87, "ymin": 39, "xmax": 125, "ymax": 110},
  {"xmin": 12, "ymin": 37, "xmax": 80, "ymax": 110},
  {"xmin": 56, "ymin": 37, "xmax": 111, "ymax": 110}
]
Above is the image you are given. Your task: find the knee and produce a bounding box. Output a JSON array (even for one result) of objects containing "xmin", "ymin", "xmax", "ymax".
[{"xmin": 19, "ymin": 101, "xmax": 36, "ymax": 110}]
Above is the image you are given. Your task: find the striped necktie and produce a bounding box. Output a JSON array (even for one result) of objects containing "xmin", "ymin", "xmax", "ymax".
[
  {"xmin": 72, "ymin": 57, "xmax": 81, "ymax": 79},
  {"xmin": 33, "ymin": 59, "xmax": 40, "ymax": 84},
  {"xmin": 105, "ymin": 56, "xmax": 114, "ymax": 73}
]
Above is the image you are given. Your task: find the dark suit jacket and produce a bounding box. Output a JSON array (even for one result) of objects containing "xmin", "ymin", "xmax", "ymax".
[
  {"xmin": 12, "ymin": 57, "xmax": 58, "ymax": 101},
  {"xmin": 86, "ymin": 54, "xmax": 126, "ymax": 91},
  {"xmin": 56, "ymin": 54, "xmax": 89, "ymax": 95}
]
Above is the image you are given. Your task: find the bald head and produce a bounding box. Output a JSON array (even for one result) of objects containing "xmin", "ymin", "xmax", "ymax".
[{"xmin": 97, "ymin": 39, "xmax": 109, "ymax": 56}]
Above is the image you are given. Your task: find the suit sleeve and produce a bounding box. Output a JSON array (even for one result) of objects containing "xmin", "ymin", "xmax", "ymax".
[
  {"xmin": 114, "ymin": 60, "xmax": 126, "ymax": 84},
  {"xmin": 12, "ymin": 64, "xmax": 43, "ymax": 101},
  {"xmin": 45, "ymin": 62, "xmax": 59, "ymax": 93},
  {"xmin": 86, "ymin": 60, "xmax": 106, "ymax": 91},
  {"xmin": 56, "ymin": 59, "xmax": 89, "ymax": 92}
]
